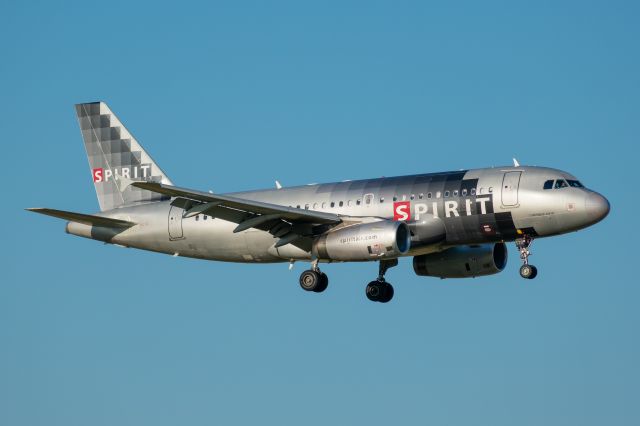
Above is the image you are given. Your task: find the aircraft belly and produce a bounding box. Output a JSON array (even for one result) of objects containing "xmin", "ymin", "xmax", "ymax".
[
  {"xmin": 180, "ymin": 218, "xmax": 279, "ymax": 262},
  {"xmin": 242, "ymin": 230, "xmax": 286, "ymax": 262}
]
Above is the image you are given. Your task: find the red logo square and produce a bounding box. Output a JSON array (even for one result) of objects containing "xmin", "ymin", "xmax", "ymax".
[
  {"xmin": 92, "ymin": 168, "xmax": 104, "ymax": 182},
  {"xmin": 393, "ymin": 201, "xmax": 411, "ymax": 221}
]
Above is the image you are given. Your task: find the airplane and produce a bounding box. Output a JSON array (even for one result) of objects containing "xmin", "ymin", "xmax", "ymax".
[{"xmin": 27, "ymin": 102, "xmax": 610, "ymax": 303}]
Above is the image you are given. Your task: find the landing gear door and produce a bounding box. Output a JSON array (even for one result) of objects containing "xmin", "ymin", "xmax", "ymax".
[
  {"xmin": 501, "ymin": 171, "xmax": 522, "ymax": 207},
  {"xmin": 168, "ymin": 205, "xmax": 184, "ymax": 240}
]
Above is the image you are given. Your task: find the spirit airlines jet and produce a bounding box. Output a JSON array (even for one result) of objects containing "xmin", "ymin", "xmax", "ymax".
[{"xmin": 28, "ymin": 102, "xmax": 610, "ymax": 303}]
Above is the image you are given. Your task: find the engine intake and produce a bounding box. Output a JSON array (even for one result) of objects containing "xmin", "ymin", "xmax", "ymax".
[
  {"xmin": 314, "ymin": 221, "xmax": 410, "ymax": 261},
  {"xmin": 413, "ymin": 242, "xmax": 508, "ymax": 278}
]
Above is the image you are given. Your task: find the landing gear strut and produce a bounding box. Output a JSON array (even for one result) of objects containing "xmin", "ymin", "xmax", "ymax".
[
  {"xmin": 515, "ymin": 235, "xmax": 538, "ymax": 279},
  {"xmin": 299, "ymin": 259, "xmax": 328, "ymax": 293},
  {"xmin": 366, "ymin": 259, "xmax": 397, "ymax": 303}
]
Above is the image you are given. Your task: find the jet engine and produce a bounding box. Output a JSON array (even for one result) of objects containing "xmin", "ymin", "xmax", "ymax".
[
  {"xmin": 314, "ymin": 221, "xmax": 410, "ymax": 261},
  {"xmin": 413, "ymin": 242, "xmax": 508, "ymax": 278}
]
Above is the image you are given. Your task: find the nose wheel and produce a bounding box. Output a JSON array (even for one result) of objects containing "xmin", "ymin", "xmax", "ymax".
[
  {"xmin": 516, "ymin": 235, "xmax": 538, "ymax": 279},
  {"xmin": 519, "ymin": 264, "xmax": 538, "ymax": 279}
]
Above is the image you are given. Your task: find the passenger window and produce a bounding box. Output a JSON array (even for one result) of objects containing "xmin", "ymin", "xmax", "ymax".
[
  {"xmin": 555, "ymin": 179, "xmax": 568, "ymax": 189},
  {"xmin": 305, "ymin": 204, "xmax": 309, "ymax": 210},
  {"xmin": 195, "ymin": 215, "xmax": 199, "ymax": 221},
  {"xmin": 471, "ymin": 188, "xmax": 476, "ymax": 195},
  {"xmin": 427, "ymin": 192, "xmax": 432, "ymax": 199},
  {"xmin": 356, "ymin": 199, "xmax": 361, "ymax": 206},
  {"xmin": 462, "ymin": 189, "xmax": 467, "ymax": 196},
  {"xmin": 419, "ymin": 193, "xmax": 424, "ymax": 199},
  {"xmin": 444, "ymin": 191, "xmax": 450, "ymax": 197},
  {"xmin": 347, "ymin": 200, "xmax": 351, "ymax": 206},
  {"xmin": 380, "ymin": 197, "xmax": 385, "ymax": 203},
  {"xmin": 410, "ymin": 194, "xmax": 415, "ymax": 200},
  {"xmin": 322, "ymin": 202, "xmax": 326, "ymax": 209},
  {"xmin": 313, "ymin": 203, "xmax": 318, "ymax": 209},
  {"xmin": 402, "ymin": 195, "xmax": 407, "ymax": 201},
  {"xmin": 488, "ymin": 187, "xmax": 493, "ymax": 193},
  {"xmin": 339, "ymin": 201, "xmax": 344, "ymax": 207},
  {"xmin": 543, "ymin": 180, "xmax": 554, "ymax": 190},
  {"xmin": 393, "ymin": 196, "xmax": 398, "ymax": 202},
  {"xmin": 365, "ymin": 194, "xmax": 373, "ymax": 205},
  {"xmin": 203, "ymin": 215, "xmax": 207, "ymax": 220},
  {"xmin": 436, "ymin": 191, "xmax": 441, "ymax": 198},
  {"xmin": 330, "ymin": 202, "xmax": 335, "ymax": 208},
  {"xmin": 479, "ymin": 188, "xmax": 484, "ymax": 194},
  {"xmin": 296, "ymin": 205, "xmax": 300, "ymax": 209},
  {"xmin": 453, "ymin": 190, "xmax": 459, "ymax": 196}
]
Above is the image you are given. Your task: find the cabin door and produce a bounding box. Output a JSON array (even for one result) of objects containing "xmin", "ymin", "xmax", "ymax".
[{"xmin": 501, "ymin": 171, "xmax": 522, "ymax": 207}]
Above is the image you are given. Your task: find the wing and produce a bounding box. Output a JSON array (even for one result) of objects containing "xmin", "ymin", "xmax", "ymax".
[
  {"xmin": 26, "ymin": 208, "xmax": 136, "ymax": 228},
  {"xmin": 132, "ymin": 182, "xmax": 343, "ymax": 250}
]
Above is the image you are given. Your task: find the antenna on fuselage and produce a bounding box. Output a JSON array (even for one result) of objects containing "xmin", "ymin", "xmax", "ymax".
[
  {"xmin": 275, "ymin": 180, "xmax": 283, "ymax": 189},
  {"xmin": 513, "ymin": 158, "xmax": 520, "ymax": 167}
]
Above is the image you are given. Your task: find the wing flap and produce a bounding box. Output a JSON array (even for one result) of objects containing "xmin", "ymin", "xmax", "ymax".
[{"xmin": 27, "ymin": 208, "xmax": 136, "ymax": 228}]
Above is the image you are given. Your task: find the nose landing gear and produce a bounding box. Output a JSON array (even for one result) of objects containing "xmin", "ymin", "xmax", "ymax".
[
  {"xmin": 366, "ymin": 259, "xmax": 397, "ymax": 303},
  {"xmin": 516, "ymin": 235, "xmax": 538, "ymax": 279}
]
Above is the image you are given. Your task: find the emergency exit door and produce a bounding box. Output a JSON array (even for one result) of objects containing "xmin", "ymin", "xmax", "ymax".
[
  {"xmin": 168, "ymin": 205, "xmax": 184, "ymax": 240},
  {"xmin": 501, "ymin": 171, "xmax": 522, "ymax": 206}
]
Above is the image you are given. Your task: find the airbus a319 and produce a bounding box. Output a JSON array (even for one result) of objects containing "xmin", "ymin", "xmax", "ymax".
[{"xmin": 28, "ymin": 102, "xmax": 610, "ymax": 303}]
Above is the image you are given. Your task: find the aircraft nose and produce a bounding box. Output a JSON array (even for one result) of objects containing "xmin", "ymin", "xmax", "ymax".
[{"xmin": 585, "ymin": 192, "xmax": 610, "ymax": 223}]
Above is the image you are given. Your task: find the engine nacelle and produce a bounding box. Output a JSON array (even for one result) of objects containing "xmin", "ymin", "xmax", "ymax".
[
  {"xmin": 413, "ymin": 242, "xmax": 508, "ymax": 278},
  {"xmin": 313, "ymin": 221, "xmax": 411, "ymax": 261}
]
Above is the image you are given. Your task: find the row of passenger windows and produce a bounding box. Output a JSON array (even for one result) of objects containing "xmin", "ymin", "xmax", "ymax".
[
  {"xmin": 291, "ymin": 187, "xmax": 493, "ymax": 210},
  {"xmin": 543, "ymin": 179, "xmax": 584, "ymax": 190}
]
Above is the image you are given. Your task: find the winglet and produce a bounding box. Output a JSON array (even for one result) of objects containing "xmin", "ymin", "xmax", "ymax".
[{"xmin": 513, "ymin": 158, "xmax": 520, "ymax": 167}]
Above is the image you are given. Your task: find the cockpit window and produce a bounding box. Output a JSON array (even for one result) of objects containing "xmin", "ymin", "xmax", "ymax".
[
  {"xmin": 555, "ymin": 179, "xmax": 568, "ymax": 189},
  {"xmin": 567, "ymin": 180, "xmax": 584, "ymax": 188},
  {"xmin": 543, "ymin": 180, "xmax": 554, "ymax": 190}
]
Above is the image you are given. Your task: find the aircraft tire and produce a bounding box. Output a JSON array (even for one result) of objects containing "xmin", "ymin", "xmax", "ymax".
[
  {"xmin": 300, "ymin": 270, "xmax": 321, "ymax": 291},
  {"xmin": 519, "ymin": 264, "xmax": 536, "ymax": 279},
  {"xmin": 366, "ymin": 281, "xmax": 382, "ymax": 301},
  {"xmin": 379, "ymin": 282, "xmax": 394, "ymax": 303},
  {"xmin": 313, "ymin": 273, "xmax": 329, "ymax": 293},
  {"xmin": 366, "ymin": 281, "xmax": 394, "ymax": 302}
]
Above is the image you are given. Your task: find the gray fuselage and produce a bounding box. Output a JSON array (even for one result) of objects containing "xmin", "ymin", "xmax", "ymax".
[{"xmin": 66, "ymin": 166, "xmax": 609, "ymax": 263}]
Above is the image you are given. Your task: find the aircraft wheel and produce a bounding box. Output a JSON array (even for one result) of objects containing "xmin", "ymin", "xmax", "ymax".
[
  {"xmin": 314, "ymin": 272, "xmax": 329, "ymax": 293},
  {"xmin": 380, "ymin": 282, "xmax": 394, "ymax": 303},
  {"xmin": 519, "ymin": 264, "xmax": 537, "ymax": 279},
  {"xmin": 366, "ymin": 281, "xmax": 382, "ymax": 301},
  {"xmin": 300, "ymin": 270, "xmax": 322, "ymax": 291},
  {"xmin": 366, "ymin": 281, "xmax": 394, "ymax": 303}
]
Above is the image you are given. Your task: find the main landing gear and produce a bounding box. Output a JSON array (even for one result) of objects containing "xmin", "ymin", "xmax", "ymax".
[
  {"xmin": 365, "ymin": 259, "xmax": 397, "ymax": 303},
  {"xmin": 298, "ymin": 258, "xmax": 398, "ymax": 303},
  {"xmin": 516, "ymin": 235, "xmax": 538, "ymax": 279},
  {"xmin": 299, "ymin": 259, "xmax": 329, "ymax": 293}
]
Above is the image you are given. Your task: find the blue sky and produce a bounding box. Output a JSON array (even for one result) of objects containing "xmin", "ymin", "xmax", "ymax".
[{"xmin": 2, "ymin": 1, "xmax": 638, "ymax": 425}]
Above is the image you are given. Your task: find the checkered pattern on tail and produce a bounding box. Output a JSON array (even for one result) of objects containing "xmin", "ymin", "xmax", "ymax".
[{"xmin": 75, "ymin": 102, "xmax": 173, "ymax": 212}]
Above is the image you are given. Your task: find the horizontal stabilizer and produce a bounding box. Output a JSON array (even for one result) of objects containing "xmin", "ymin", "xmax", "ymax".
[{"xmin": 26, "ymin": 208, "xmax": 136, "ymax": 228}]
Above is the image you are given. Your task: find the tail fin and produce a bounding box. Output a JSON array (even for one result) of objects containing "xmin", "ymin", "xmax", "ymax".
[{"xmin": 75, "ymin": 102, "xmax": 173, "ymax": 211}]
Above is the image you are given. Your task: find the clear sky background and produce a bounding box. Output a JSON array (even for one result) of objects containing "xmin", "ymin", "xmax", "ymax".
[{"xmin": 2, "ymin": 1, "xmax": 638, "ymax": 425}]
